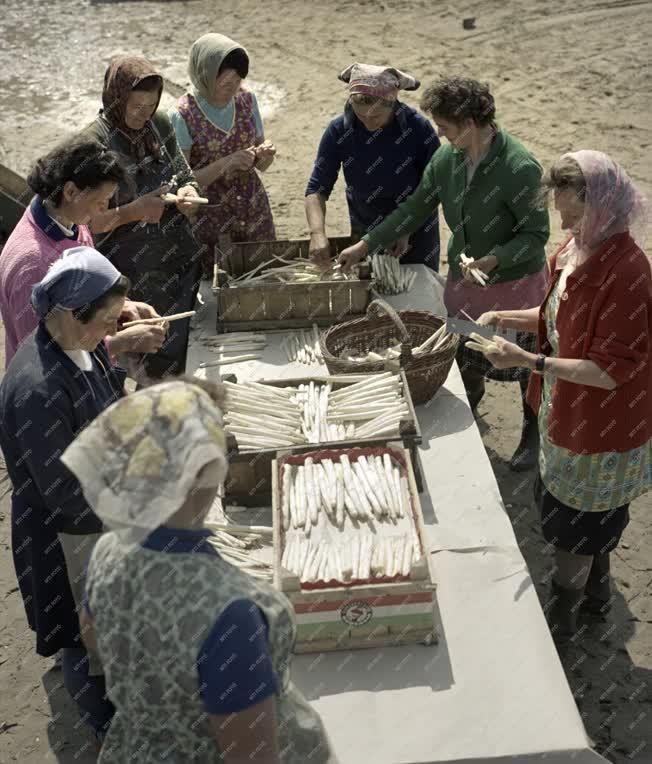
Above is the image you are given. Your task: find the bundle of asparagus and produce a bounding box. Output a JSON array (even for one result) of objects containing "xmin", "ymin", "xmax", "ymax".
[
  {"xmin": 205, "ymin": 521, "xmax": 273, "ymax": 580},
  {"xmin": 229, "ymin": 256, "xmax": 355, "ymax": 287},
  {"xmin": 338, "ymin": 323, "xmax": 451, "ymax": 363},
  {"xmin": 371, "ymin": 253, "xmax": 417, "ymax": 295},
  {"xmin": 198, "ymin": 332, "xmax": 267, "ymax": 368},
  {"xmin": 279, "ymin": 450, "xmax": 421, "ymax": 582},
  {"xmin": 460, "ymin": 253, "xmax": 488, "ymax": 286},
  {"xmin": 281, "ymin": 325, "xmax": 323, "ymax": 365},
  {"xmin": 222, "ymin": 373, "xmax": 408, "ymax": 449},
  {"xmin": 282, "ymin": 533, "xmax": 417, "ymax": 583}
]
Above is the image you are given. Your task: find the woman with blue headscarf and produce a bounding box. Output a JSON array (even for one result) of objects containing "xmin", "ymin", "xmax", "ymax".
[{"xmin": 0, "ymin": 246, "xmax": 137, "ymax": 744}]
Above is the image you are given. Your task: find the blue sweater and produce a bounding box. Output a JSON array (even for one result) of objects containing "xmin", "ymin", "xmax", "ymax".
[{"xmin": 306, "ymin": 102, "xmax": 441, "ymax": 268}]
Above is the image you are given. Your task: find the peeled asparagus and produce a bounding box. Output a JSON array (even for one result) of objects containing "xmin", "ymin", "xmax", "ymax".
[
  {"xmin": 371, "ymin": 253, "xmax": 417, "ymax": 295},
  {"xmin": 224, "ymin": 375, "xmax": 409, "ymax": 449}
]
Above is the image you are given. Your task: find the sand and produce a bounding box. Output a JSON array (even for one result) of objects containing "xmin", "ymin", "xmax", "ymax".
[{"xmin": 0, "ymin": 0, "xmax": 650, "ymax": 761}]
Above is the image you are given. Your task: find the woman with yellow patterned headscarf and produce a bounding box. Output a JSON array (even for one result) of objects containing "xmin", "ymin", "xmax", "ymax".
[{"xmin": 62, "ymin": 381, "xmax": 334, "ymax": 763}]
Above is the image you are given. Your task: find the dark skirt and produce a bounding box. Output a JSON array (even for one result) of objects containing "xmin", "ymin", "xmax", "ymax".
[
  {"xmin": 534, "ymin": 473, "xmax": 630, "ymax": 555},
  {"xmin": 457, "ymin": 329, "xmax": 537, "ymax": 383},
  {"xmin": 11, "ymin": 495, "xmax": 81, "ymax": 656}
]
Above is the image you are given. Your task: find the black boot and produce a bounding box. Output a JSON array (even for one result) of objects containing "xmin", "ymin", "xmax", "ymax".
[
  {"xmin": 546, "ymin": 580, "xmax": 585, "ymax": 646},
  {"xmin": 510, "ymin": 378, "xmax": 539, "ymax": 472},
  {"xmin": 461, "ymin": 367, "xmax": 486, "ymax": 413},
  {"xmin": 583, "ymin": 553, "xmax": 612, "ymax": 616}
]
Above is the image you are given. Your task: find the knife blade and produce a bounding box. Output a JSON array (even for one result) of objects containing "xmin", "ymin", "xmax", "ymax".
[{"xmin": 445, "ymin": 317, "xmax": 517, "ymax": 343}]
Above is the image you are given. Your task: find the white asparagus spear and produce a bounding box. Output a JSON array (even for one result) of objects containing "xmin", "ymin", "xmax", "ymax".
[
  {"xmin": 295, "ymin": 466, "xmax": 307, "ymax": 529},
  {"xmin": 352, "ymin": 461, "xmax": 384, "ymax": 519},
  {"xmin": 281, "ymin": 464, "xmax": 292, "ymax": 531},
  {"xmin": 333, "ymin": 462, "xmax": 345, "ymax": 527},
  {"xmin": 199, "ymin": 354, "xmax": 261, "ymax": 368},
  {"xmin": 374, "ymin": 455, "xmax": 397, "ymax": 520},
  {"xmin": 401, "ymin": 537, "xmax": 414, "ymax": 576},
  {"xmin": 340, "ymin": 454, "xmax": 371, "ymax": 520},
  {"xmin": 304, "ymin": 458, "xmax": 320, "ymax": 526}
]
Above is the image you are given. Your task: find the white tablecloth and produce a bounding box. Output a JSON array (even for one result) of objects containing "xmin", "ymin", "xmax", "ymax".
[{"xmin": 188, "ymin": 267, "xmax": 606, "ymax": 764}]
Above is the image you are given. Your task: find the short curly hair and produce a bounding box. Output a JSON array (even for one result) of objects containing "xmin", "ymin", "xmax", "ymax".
[{"xmin": 420, "ymin": 77, "xmax": 495, "ymax": 126}]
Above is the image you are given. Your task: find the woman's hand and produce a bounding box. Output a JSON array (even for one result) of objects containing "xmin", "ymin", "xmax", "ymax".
[
  {"xmin": 109, "ymin": 323, "xmax": 168, "ymax": 355},
  {"xmin": 388, "ymin": 235, "xmax": 410, "ymax": 259},
  {"xmin": 119, "ymin": 300, "xmax": 160, "ymax": 324},
  {"xmin": 175, "ymin": 185, "xmax": 202, "ymax": 217},
  {"xmin": 461, "ymin": 254, "xmax": 498, "ymax": 285},
  {"xmin": 309, "ymin": 231, "xmax": 332, "ymax": 267},
  {"xmin": 135, "ymin": 189, "xmax": 167, "ymax": 224},
  {"xmin": 482, "ymin": 336, "xmax": 529, "ymax": 369},
  {"xmin": 338, "ymin": 240, "xmax": 369, "ymax": 272},
  {"xmin": 254, "ymin": 140, "xmax": 276, "ymax": 171},
  {"xmin": 224, "ymin": 148, "xmax": 257, "ymax": 176},
  {"xmin": 476, "ymin": 311, "xmax": 503, "ymax": 328}
]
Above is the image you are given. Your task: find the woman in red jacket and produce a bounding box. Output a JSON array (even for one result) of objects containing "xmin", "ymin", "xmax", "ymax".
[{"xmin": 473, "ymin": 150, "xmax": 650, "ymax": 645}]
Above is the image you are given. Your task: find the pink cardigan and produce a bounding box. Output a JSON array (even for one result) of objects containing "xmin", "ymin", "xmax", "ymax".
[{"xmin": 0, "ymin": 202, "xmax": 94, "ymax": 366}]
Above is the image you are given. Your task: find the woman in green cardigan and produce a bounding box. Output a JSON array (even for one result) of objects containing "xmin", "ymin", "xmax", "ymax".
[{"xmin": 339, "ymin": 77, "xmax": 550, "ymax": 471}]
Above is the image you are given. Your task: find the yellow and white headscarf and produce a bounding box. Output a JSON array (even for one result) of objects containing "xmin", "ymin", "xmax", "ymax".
[{"xmin": 61, "ymin": 381, "xmax": 228, "ymax": 543}]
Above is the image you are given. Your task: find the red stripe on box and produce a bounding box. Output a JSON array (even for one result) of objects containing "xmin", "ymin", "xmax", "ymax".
[{"xmin": 293, "ymin": 591, "xmax": 433, "ymax": 614}]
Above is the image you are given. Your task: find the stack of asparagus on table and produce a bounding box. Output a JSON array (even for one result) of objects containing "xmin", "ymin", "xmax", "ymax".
[{"xmin": 222, "ymin": 373, "xmax": 409, "ymax": 450}]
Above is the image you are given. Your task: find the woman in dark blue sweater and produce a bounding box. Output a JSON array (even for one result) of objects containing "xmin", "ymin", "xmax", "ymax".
[
  {"xmin": 305, "ymin": 62, "xmax": 441, "ymax": 270},
  {"xmin": 0, "ymin": 247, "xmax": 136, "ymax": 743}
]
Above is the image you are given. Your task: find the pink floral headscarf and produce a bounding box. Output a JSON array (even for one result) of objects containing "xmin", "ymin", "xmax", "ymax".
[{"xmin": 568, "ymin": 150, "xmax": 648, "ymax": 251}]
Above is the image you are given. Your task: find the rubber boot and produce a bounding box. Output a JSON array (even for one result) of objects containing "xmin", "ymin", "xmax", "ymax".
[
  {"xmin": 583, "ymin": 553, "xmax": 612, "ymax": 616},
  {"xmin": 510, "ymin": 377, "xmax": 539, "ymax": 472},
  {"xmin": 460, "ymin": 366, "xmax": 486, "ymax": 413},
  {"xmin": 546, "ymin": 580, "xmax": 585, "ymax": 646}
]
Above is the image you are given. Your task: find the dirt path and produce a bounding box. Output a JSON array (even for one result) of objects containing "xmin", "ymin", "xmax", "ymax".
[{"xmin": 0, "ymin": 1, "xmax": 650, "ymax": 761}]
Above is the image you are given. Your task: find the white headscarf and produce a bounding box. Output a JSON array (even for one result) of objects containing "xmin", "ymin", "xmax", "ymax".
[{"xmin": 61, "ymin": 381, "xmax": 228, "ymax": 545}]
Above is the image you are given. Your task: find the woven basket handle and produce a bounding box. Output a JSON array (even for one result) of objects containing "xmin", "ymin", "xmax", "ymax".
[{"xmin": 366, "ymin": 298, "xmax": 413, "ymax": 358}]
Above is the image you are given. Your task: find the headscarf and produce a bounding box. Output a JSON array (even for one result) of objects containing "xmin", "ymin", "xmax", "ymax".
[
  {"xmin": 31, "ymin": 246, "xmax": 122, "ymax": 319},
  {"xmin": 188, "ymin": 33, "xmax": 248, "ymax": 101},
  {"xmin": 61, "ymin": 381, "xmax": 228, "ymax": 545},
  {"xmin": 101, "ymin": 56, "xmax": 164, "ymax": 160},
  {"xmin": 339, "ymin": 62, "xmax": 420, "ymax": 101},
  {"xmin": 567, "ymin": 150, "xmax": 648, "ymax": 251}
]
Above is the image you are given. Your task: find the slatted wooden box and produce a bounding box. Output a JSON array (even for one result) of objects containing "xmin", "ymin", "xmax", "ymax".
[
  {"xmin": 213, "ymin": 237, "xmax": 373, "ymax": 332},
  {"xmin": 271, "ymin": 445, "xmax": 436, "ymax": 653},
  {"xmin": 224, "ymin": 372, "xmax": 423, "ymax": 506}
]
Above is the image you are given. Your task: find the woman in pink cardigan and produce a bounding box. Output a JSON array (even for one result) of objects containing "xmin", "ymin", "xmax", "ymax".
[{"xmin": 0, "ymin": 139, "xmax": 167, "ymax": 367}]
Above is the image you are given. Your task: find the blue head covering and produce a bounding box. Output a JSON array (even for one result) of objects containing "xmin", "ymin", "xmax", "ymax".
[{"xmin": 31, "ymin": 246, "xmax": 122, "ymax": 319}]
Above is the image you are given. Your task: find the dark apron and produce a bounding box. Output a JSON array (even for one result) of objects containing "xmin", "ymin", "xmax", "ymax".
[{"xmin": 97, "ymin": 144, "xmax": 203, "ymax": 379}]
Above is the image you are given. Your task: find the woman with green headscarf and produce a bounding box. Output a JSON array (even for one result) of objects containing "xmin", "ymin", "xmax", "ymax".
[
  {"xmin": 170, "ymin": 33, "xmax": 277, "ymax": 277},
  {"xmin": 62, "ymin": 380, "xmax": 335, "ymax": 763}
]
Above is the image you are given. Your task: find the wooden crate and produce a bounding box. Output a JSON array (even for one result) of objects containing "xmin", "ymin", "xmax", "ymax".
[
  {"xmin": 213, "ymin": 236, "xmax": 373, "ymax": 332},
  {"xmin": 224, "ymin": 372, "xmax": 423, "ymax": 506},
  {"xmin": 271, "ymin": 445, "xmax": 437, "ymax": 653}
]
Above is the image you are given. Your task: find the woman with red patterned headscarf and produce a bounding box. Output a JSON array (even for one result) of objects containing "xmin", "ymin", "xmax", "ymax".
[{"xmin": 474, "ymin": 150, "xmax": 651, "ymax": 647}]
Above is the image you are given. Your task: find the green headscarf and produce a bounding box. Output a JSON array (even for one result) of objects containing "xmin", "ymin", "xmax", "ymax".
[{"xmin": 188, "ymin": 33, "xmax": 248, "ymax": 100}]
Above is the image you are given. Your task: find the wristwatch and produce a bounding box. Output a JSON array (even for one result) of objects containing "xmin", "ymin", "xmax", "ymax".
[{"xmin": 534, "ymin": 354, "xmax": 546, "ymax": 374}]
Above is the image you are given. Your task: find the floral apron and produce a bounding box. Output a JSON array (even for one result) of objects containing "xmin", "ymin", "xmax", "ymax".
[{"xmin": 177, "ymin": 89, "xmax": 276, "ymax": 274}]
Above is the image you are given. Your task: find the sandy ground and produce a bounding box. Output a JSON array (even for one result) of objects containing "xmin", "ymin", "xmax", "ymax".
[{"xmin": 0, "ymin": 0, "xmax": 651, "ymax": 761}]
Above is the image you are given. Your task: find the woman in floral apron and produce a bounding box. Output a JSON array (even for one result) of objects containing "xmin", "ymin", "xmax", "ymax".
[
  {"xmin": 170, "ymin": 33, "xmax": 276, "ymax": 276},
  {"xmin": 62, "ymin": 380, "xmax": 336, "ymax": 763}
]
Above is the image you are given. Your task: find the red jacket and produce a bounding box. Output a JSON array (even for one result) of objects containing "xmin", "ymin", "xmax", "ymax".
[{"xmin": 527, "ymin": 232, "xmax": 652, "ymax": 454}]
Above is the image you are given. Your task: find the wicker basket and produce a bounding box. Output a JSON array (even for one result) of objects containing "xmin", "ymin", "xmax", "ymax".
[{"xmin": 319, "ymin": 299, "xmax": 458, "ymax": 405}]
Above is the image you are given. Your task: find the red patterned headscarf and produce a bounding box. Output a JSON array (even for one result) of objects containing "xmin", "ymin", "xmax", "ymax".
[
  {"xmin": 101, "ymin": 56, "xmax": 164, "ymax": 160},
  {"xmin": 339, "ymin": 62, "xmax": 420, "ymax": 101}
]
